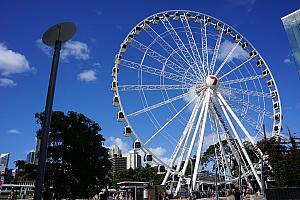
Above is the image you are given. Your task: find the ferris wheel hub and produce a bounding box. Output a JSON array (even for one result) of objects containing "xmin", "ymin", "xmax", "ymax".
[{"xmin": 205, "ymin": 75, "xmax": 219, "ymax": 89}]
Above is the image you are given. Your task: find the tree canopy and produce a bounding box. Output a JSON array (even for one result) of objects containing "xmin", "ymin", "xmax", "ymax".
[
  {"xmin": 112, "ymin": 165, "xmax": 164, "ymax": 189},
  {"xmin": 35, "ymin": 111, "xmax": 111, "ymax": 199}
]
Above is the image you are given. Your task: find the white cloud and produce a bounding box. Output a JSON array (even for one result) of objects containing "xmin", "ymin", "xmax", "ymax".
[
  {"xmin": 36, "ymin": 40, "xmax": 90, "ymax": 61},
  {"xmin": 226, "ymin": 0, "xmax": 256, "ymax": 12},
  {"xmin": 217, "ymin": 40, "xmax": 248, "ymax": 62},
  {"xmin": 36, "ymin": 39, "xmax": 51, "ymax": 56},
  {"xmin": 106, "ymin": 137, "xmax": 130, "ymax": 156},
  {"xmin": 283, "ymin": 58, "xmax": 292, "ymax": 64},
  {"xmin": 0, "ymin": 43, "xmax": 31, "ymax": 76},
  {"xmin": 0, "ymin": 78, "xmax": 16, "ymax": 87},
  {"xmin": 7, "ymin": 129, "xmax": 21, "ymax": 134},
  {"xmin": 148, "ymin": 147, "xmax": 170, "ymax": 165},
  {"xmin": 77, "ymin": 70, "xmax": 97, "ymax": 82},
  {"xmin": 61, "ymin": 40, "xmax": 90, "ymax": 60},
  {"xmin": 92, "ymin": 62, "xmax": 102, "ymax": 68}
]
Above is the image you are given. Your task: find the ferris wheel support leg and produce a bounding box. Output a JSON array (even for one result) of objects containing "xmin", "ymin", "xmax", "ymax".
[
  {"xmin": 192, "ymin": 89, "xmax": 211, "ymax": 190},
  {"xmin": 175, "ymin": 92, "xmax": 205, "ymax": 173},
  {"xmin": 217, "ymin": 96, "xmax": 262, "ymax": 190},
  {"xmin": 162, "ymin": 95, "xmax": 202, "ymax": 185},
  {"xmin": 175, "ymin": 90, "xmax": 208, "ymax": 195},
  {"xmin": 217, "ymin": 93, "xmax": 263, "ymax": 157},
  {"xmin": 209, "ymin": 111, "xmax": 232, "ymax": 179},
  {"xmin": 214, "ymin": 111, "xmax": 252, "ymax": 189}
]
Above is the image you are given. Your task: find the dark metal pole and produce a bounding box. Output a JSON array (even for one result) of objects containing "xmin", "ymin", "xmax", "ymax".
[
  {"xmin": 34, "ymin": 40, "xmax": 61, "ymax": 200},
  {"xmin": 261, "ymin": 157, "xmax": 265, "ymax": 198},
  {"xmin": 239, "ymin": 156, "xmax": 242, "ymax": 200},
  {"xmin": 215, "ymin": 158, "xmax": 219, "ymax": 200}
]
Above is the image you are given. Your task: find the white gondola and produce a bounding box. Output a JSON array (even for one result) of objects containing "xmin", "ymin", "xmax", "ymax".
[
  {"xmin": 215, "ymin": 22, "xmax": 222, "ymax": 30},
  {"xmin": 205, "ymin": 17, "xmax": 211, "ymax": 25},
  {"xmin": 134, "ymin": 26, "xmax": 141, "ymax": 35},
  {"xmin": 273, "ymin": 125, "xmax": 282, "ymax": 132},
  {"xmin": 117, "ymin": 111, "xmax": 125, "ymax": 122},
  {"xmin": 224, "ymin": 27, "xmax": 231, "ymax": 35},
  {"xmin": 143, "ymin": 20, "xmax": 150, "ymax": 29},
  {"xmin": 126, "ymin": 34, "xmax": 134, "ymax": 44},
  {"xmin": 163, "ymin": 13, "xmax": 169, "ymax": 21},
  {"xmin": 271, "ymin": 91, "xmax": 278, "ymax": 99},
  {"xmin": 233, "ymin": 34, "xmax": 241, "ymax": 42},
  {"xmin": 111, "ymin": 80, "xmax": 118, "ymax": 92},
  {"xmin": 112, "ymin": 66, "xmax": 119, "ymax": 77},
  {"xmin": 273, "ymin": 102, "xmax": 280, "ymax": 110},
  {"xmin": 256, "ymin": 60, "xmax": 264, "ymax": 67},
  {"xmin": 184, "ymin": 12, "xmax": 191, "ymax": 20},
  {"xmin": 242, "ymin": 42, "xmax": 249, "ymax": 49},
  {"xmin": 113, "ymin": 95, "xmax": 119, "ymax": 107},
  {"xmin": 157, "ymin": 165, "xmax": 166, "ymax": 174},
  {"xmin": 153, "ymin": 15, "xmax": 160, "ymax": 24},
  {"xmin": 173, "ymin": 12, "xmax": 180, "ymax": 20},
  {"xmin": 249, "ymin": 50, "xmax": 257, "ymax": 58},
  {"xmin": 115, "ymin": 54, "xmax": 122, "ymax": 64},
  {"xmin": 123, "ymin": 126, "xmax": 132, "ymax": 137},
  {"xmin": 194, "ymin": 14, "xmax": 201, "ymax": 23},
  {"xmin": 274, "ymin": 113, "xmax": 281, "ymax": 121},
  {"xmin": 133, "ymin": 140, "xmax": 141, "ymax": 150},
  {"xmin": 267, "ymin": 80, "xmax": 274, "ymax": 88},
  {"xmin": 144, "ymin": 154, "xmax": 153, "ymax": 163},
  {"xmin": 120, "ymin": 43, "xmax": 127, "ymax": 53},
  {"xmin": 262, "ymin": 69, "xmax": 270, "ymax": 77}
]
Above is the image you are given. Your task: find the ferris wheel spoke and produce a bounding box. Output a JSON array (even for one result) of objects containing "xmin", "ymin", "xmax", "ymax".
[
  {"xmin": 127, "ymin": 92, "xmax": 191, "ymax": 118},
  {"xmin": 219, "ymin": 57, "xmax": 252, "ymax": 80},
  {"xmin": 220, "ymin": 86, "xmax": 271, "ymax": 98},
  {"xmin": 220, "ymin": 74, "xmax": 264, "ymax": 86},
  {"xmin": 226, "ymin": 94, "xmax": 273, "ymax": 118},
  {"xmin": 144, "ymin": 94, "xmax": 198, "ymax": 145},
  {"xmin": 160, "ymin": 18, "xmax": 200, "ymax": 78},
  {"xmin": 180, "ymin": 15, "xmax": 205, "ymax": 77},
  {"xmin": 200, "ymin": 16, "xmax": 209, "ymax": 76},
  {"xmin": 230, "ymin": 105, "xmax": 264, "ymax": 137},
  {"xmin": 210, "ymin": 25, "xmax": 225, "ymax": 75},
  {"xmin": 120, "ymin": 59, "xmax": 194, "ymax": 84},
  {"xmin": 214, "ymin": 40, "xmax": 242, "ymax": 76},
  {"xmin": 118, "ymin": 84, "xmax": 191, "ymax": 91},
  {"xmin": 216, "ymin": 95, "xmax": 263, "ymax": 189},
  {"xmin": 131, "ymin": 39, "xmax": 197, "ymax": 79},
  {"xmin": 145, "ymin": 26, "xmax": 199, "ymax": 78}
]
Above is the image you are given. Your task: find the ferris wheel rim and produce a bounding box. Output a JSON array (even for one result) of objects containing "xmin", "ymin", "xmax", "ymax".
[{"xmin": 112, "ymin": 9, "xmax": 282, "ymax": 185}]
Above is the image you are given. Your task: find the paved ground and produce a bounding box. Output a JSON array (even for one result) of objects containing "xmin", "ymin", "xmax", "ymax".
[{"xmin": 171, "ymin": 195, "xmax": 266, "ymax": 200}]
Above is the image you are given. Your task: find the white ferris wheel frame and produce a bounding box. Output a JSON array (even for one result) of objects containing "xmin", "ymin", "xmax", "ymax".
[{"xmin": 112, "ymin": 10, "xmax": 282, "ymax": 191}]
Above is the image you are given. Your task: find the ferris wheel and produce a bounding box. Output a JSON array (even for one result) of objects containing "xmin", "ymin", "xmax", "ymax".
[{"xmin": 111, "ymin": 10, "xmax": 282, "ymax": 193}]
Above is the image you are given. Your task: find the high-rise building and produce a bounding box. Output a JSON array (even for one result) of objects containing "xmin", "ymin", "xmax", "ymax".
[
  {"xmin": 34, "ymin": 135, "xmax": 41, "ymax": 165},
  {"xmin": 127, "ymin": 150, "xmax": 141, "ymax": 169},
  {"xmin": 0, "ymin": 153, "xmax": 9, "ymax": 168},
  {"xmin": 108, "ymin": 145, "xmax": 127, "ymax": 172},
  {"xmin": 109, "ymin": 145, "xmax": 122, "ymax": 157},
  {"xmin": 26, "ymin": 151, "xmax": 35, "ymax": 164},
  {"xmin": 281, "ymin": 9, "xmax": 300, "ymax": 76}
]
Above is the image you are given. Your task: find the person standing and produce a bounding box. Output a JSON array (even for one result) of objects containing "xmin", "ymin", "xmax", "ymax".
[{"xmin": 234, "ymin": 187, "xmax": 241, "ymax": 200}]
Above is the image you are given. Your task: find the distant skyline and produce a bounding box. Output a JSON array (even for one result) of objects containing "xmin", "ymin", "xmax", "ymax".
[{"xmin": 0, "ymin": 0, "xmax": 300, "ymax": 168}]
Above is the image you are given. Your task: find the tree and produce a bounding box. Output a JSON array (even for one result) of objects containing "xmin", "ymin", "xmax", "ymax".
[
  {"xmin": 111, "ymin": 165, "xmax": 164, "ymax": 189},
  {"xmin": 35, "ymin": 111, "xmax": 111, "ymax": 199}
]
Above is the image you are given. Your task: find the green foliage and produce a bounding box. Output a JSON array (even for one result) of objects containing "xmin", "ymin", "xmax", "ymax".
[
  {"xmin": 35, "ymin": 111, "xmax": 111, "ymax": 199},
  {"xmin": 112, "ymin": 165, "xmax": 164, "ymax": 189},
  {"xmin": 257, "ymin": 137, "xmax": 300, "ymax": 187},
  {"xmin": 14, "ymin": 160, "xmax": 37, "ymax": 181}
]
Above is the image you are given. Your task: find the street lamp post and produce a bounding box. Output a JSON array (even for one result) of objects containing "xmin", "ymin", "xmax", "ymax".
[{"xmin": 34, "ymin": 22, "xmax": 76, "ymax": 200}]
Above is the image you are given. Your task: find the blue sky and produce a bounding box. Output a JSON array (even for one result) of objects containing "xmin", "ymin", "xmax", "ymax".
[{"xmin": 0, "ymin": 0, "xmax": 300, "ymax": 168}]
